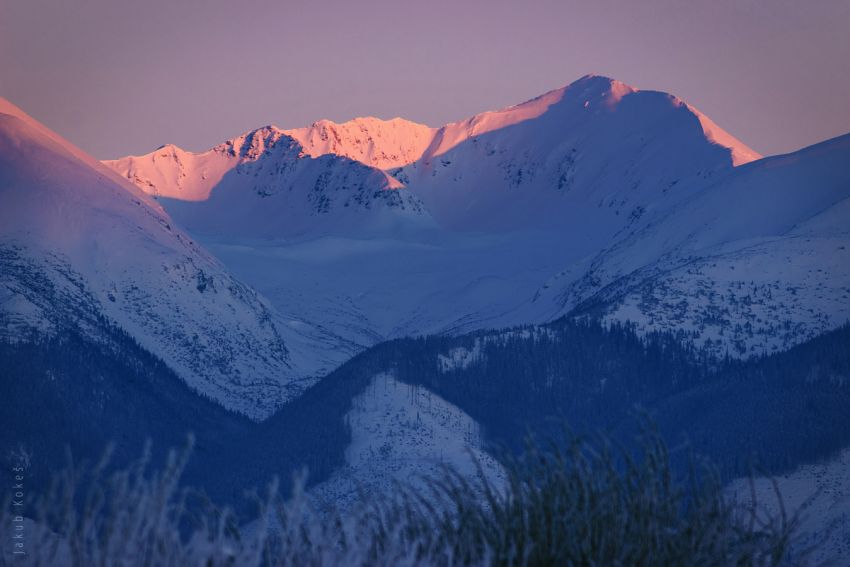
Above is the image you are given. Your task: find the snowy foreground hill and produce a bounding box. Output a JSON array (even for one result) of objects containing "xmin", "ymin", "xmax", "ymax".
[
  {"xmin": 107, "ymin": 75, "xmax": 850, "ymax": 360},
  {"xmin": 0, "ymin": 98, "xmax": 354, "ymax": 418}
]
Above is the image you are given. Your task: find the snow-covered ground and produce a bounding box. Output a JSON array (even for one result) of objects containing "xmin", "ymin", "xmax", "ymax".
[
  {"xmin": 727, "ymin": 448, "xmax": 850, "ymax": 565},
  {"xmin": 311, "ymin": 372, "xmax": 505, "ymax": 511},
  {"xmin": 596, "ymin": 235, "xmax": 850, "ymax": 356}
]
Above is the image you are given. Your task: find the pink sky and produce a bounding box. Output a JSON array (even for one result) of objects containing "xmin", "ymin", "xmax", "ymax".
[{"xmin": 2, "ymin": 0, "xmax": 848, "ymax": 159}]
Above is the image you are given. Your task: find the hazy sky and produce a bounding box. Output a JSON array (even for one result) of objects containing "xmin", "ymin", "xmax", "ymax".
[{"xmin": 2, "ymin": 0, "xmax": 849, "ymax": 159}]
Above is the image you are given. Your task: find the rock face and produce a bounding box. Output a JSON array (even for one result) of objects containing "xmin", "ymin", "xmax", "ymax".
[{"xmin": 0, "ymin": 98, "xmax": 352, "ymax": 419}]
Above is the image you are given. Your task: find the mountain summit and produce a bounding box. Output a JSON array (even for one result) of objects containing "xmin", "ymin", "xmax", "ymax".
[
  {"xmin": 107, "ymin": 75, "xmax": 759, "ymax": 236},
  {"xmin": 279, "ymin": 75, "xmax": 759, "ymax": 171}
]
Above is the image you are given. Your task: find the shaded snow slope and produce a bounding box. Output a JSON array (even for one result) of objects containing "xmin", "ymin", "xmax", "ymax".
[
  {"xmin": 0, "ymin": 98, "xmax": 352, "ymax": 418},
  {"xmin": 727, "ymin": 448, "xmax": 850, "ymax": 565},
  {"xmin": 311, "ymin": 372, "xmax": 504, "ymax": 511}
]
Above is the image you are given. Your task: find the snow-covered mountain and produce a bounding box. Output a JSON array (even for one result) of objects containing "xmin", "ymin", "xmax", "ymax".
[
  {"xmin": 104, "ymin": 75, "xmax": 849, "ymax": 359},
  {"xmin": 109, "ymin": 75, "xmax": 757, "ymax": 237},
  {"xmin": 0, "ymin": 98, "xmax": 353, "ymax": 418},
  {"xmin": 4, "ymin": 73, "xmax": 847, "ymax": 564},
  {"xmin": 286, "ymin": 117, "xmax": 437, "ymax": 170},
  {"xmin": 106, "ymin": 126, "xmax": 429, "ymax": 239},
  {"xmin": 397, "ymin": 74, "xmax": 760, "ymax": 232},
  {"xmin": 551, "ymin": 133, "xmax": 850, "ymax": 356}
]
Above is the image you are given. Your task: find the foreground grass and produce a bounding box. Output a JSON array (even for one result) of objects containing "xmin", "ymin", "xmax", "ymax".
[{"xmin": 2, "ymin": 431, "xmax": 809, "ymax": 566}]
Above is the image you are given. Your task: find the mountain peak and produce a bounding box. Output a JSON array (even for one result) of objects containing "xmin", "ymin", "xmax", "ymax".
[
  {"xmin": 106, "ymin": 75, "xmax": 759, "ymax": 178},
  {"xmin": 284, "ymin": 116, "xmax": 437, "ymax": 170},
  {"xmin": 562, "ymin": 74, "xmax": 638, "ymax": 103},
  {"xmin": 552, "ymin": 75, "xmax": 759, "ymax": 165},
  {"xmin": 308, "ymin": 116, "xmax": 430, "ymax": 129},
  {"xmin": 215, "ymin": 125, "xmax": 295, "ymax": 160},
  {"xmin": 567, "ymin": 73, "xmax": 629, "ymax": 89}
]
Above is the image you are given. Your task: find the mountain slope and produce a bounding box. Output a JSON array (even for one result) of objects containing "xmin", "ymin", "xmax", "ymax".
[
  {"xmin": 551, "ymin": 134, "xmax": 850, "ymax": 356},
  {"xmin": 0, "ymin": 98, "xmax": 351, "ymax": 418},
  {"xmin": 398, "ymin": 75, "xmax": 759, "ymax": 231},
  {"xmin": 311, "ymin": 372, "xmax": 505, "ymax": 511},
  {"xmin": 103, "ymin": 76, "xmax": 848, "ymax": 359},
  {"xmin": 106, "ymin": 126, "xmax": 429, "ymax": 239}
]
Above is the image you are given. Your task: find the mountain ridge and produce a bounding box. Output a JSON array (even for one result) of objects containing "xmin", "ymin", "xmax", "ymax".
[
  {"xmin": 107, "ymin": 75, "xmax": 759, "ymax": 182},
  {"xmin": 96, "ymin": 75, "xmax": 848, "ymax": 361},
  {"xmin": 0, "ymin": 97, "xmax": 353, "ymax": 418}
]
